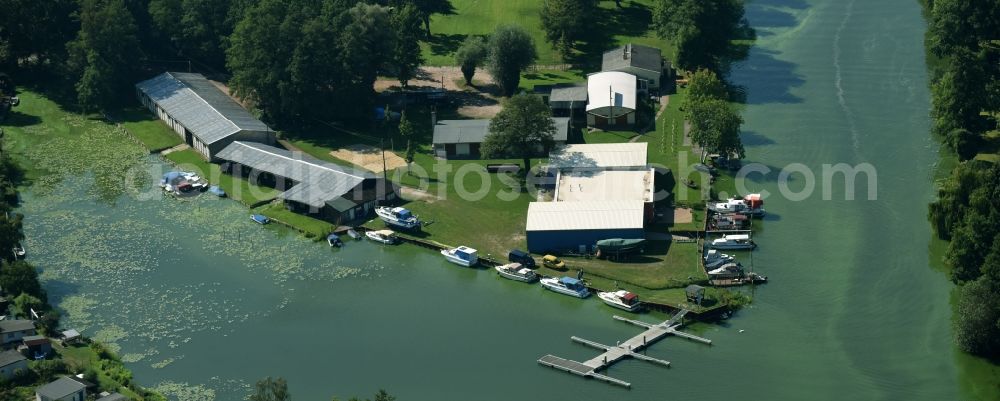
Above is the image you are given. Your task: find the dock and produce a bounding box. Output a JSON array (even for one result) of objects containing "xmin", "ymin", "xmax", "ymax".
[{"xmin": 537, "ymin": 309, "xmax": 712, "ymax": 388}]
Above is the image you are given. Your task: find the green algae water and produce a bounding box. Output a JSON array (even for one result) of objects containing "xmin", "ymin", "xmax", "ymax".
[{"xmin": 12, "ymin": 0, "xmax": 984, "ymax": 399}]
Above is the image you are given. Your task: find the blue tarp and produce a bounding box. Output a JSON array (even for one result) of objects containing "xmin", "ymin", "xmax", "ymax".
[
  {"xmin": 559, "ymin": 277, "xmax": 581, "ymax": 286},
  {"xmin": 397, "ymin": 209, "xmax": 413, "ymax": 219}
]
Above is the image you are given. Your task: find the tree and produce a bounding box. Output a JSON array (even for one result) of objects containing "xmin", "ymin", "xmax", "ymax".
[
  {"xmin": 954, "ymin": 277, "xmax": 1000, "ymax": 358},
  {"xmin": 404, "ymin": 0, "xmax": 453, "ymax": 36},
  {"xmin": 67, "ymin": 0, "xmax": 142, "ymax": 112},
  {"xmin": 931, "ymin": 48, "xmax": 989, "ymax": 139},
  {"xmin": 12, "ymin": 293, "xmax": 42, "ymax": 319},
  {"xmin": 653, "ymin": 0, "xmax": 745, "ymax": 71},
  {"xmin": 398, "ymin": 111, "xmax": 417, "ymax": 174},
  {"xmin": 391, "ymin": 2, "xmax": 424, "ymax": 87},
  {"xmin": 250, "ymin": 377, "xmax": 290, "ymax": 401},
  {"xmin": 685, "ymin": 68, "xmax": 727, "ymax": 104},
  {"xmin": 486, "ymin": 25, "xmax": 537, "ymax": 97},
  {"xmin": 687, "ymin": 98, "xmax": 743, "ymax": 161},
  {"xmin": 929, "ymin": 0, "xmax": 1000, "ymax": 57},
  {"xmin": 150, "ymin": 0, "xmax": 233, "ymax": 68},
  {"xmin": 338, "ymin": 4, "xmax": 394, "ymax": 106},
  {"xmin": 482, "ymin": 94, "xmax": 555, "ymax": 173},
  {"xmin": 0, "ymin": 261, "xmax": 44, "ymax": 301},
  {"xmin": 0, "ymin": 0, "xmax": 78, "ymax": 70},
  {"xmin": 454, "ymin": 36, "xmax": 487, "ymax": 86},
  {"xmin": 539, "ymin": 0, "xmax": 594, "ymax": 54}
]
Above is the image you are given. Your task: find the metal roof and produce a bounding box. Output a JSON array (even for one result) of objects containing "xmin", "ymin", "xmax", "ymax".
[
  {"xmin": 216, "ymin": 142, "xmax": 374, "ymax": 209},
  {"xmin": 526, "ymin": 200, "xmax": 645, "ymax": 231},
  {"xmin": 549, "ymin": 86, "xmax": 588, "ymax": 103},
  {"xmin": 602, "ymin": 43, "xmax": 663, "ymax": 73},
  {"xmin": 135, "ymin": 72, "xmax": 270, "ymax": 144},
  {"xmin": 586, "ymin": 72, "xmax": 637, "ymax": 113},
  {"xmin": 0, "ymin": 319, "xmax": 34, "ymax": 333},
  {"xmin": 548, "ymin": 143, "xmax": 648, "ymax": 169},
  {"xmin": 432, "ymin": 118, "xmax": 570, "ymax": 145},
  {"xmin": 36, "ymin": 377, "xmax": 86, "ymax": 400},
  {"xmin": 0, "ymin": 350, "xmax": 25, "ymax": 367},
  {"xmin": 97, "ymin": 393, "xmax": 128, "ymax": 401}
]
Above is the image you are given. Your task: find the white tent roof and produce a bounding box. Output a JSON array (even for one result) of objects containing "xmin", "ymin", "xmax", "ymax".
[
  {"xmin": 586, "ymin": 71, "xmax": 637, "ymax": 113},
  {"xmin": 526, "ymin": 200, "xmax": 645, "ymax": 232}
]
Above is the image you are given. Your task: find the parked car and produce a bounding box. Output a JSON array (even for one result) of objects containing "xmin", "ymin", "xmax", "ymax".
[
  {"xmin": 543, "ymin": 255, "xmax": 566, "ymax": 270},
  {"xmin": 508, "ymin": 249, "xmax": 536, "ymax": 268}
]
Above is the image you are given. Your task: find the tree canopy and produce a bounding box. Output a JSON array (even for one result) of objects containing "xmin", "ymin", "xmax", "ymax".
[
  {"xmin": 539, "ymin": 0, "xmax": 596, "ymax": 54},
  {"xmin": 687, "ymin": 98, "xmax": 744, "ymax": 161},
  {"xmin": 455, "ymin": 36, "xmax": 487, "ymax": 85},
  {"xmin": 67, "ymin": 0, "xmax": 143, "ymax": 112},
  {"xmin": 653, "ymin": 0, "xmax": 746, "ymax": 71},
  {"xmin": 250, "ymin": 377, "xmax": 290, "ymax": 401},
  {"xmin": 486, "ymin": 25, "xmax": 537, "ymax": 97},
  {"xmin": 390, "ymin": 2, "xmax": 424, "ymax": 87},
  {"xmin": 482, "ymin": 94, "xmax": 554, "ymax": 173}
]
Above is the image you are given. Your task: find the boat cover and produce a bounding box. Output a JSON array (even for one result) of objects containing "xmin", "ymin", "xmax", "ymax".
[{"xmin": 559, "ymin": 277, "xmax": 582, "ymax": 286}]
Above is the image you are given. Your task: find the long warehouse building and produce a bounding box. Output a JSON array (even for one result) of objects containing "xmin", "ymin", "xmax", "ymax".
[{"xmin": 525, "ymin": 200, "xmax": 646, "ymax": 254}]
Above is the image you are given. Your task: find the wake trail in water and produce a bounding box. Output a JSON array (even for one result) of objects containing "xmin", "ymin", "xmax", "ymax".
[{"xmin": 833, "ymin": 0, "xmax": 862, "ymax": 159}]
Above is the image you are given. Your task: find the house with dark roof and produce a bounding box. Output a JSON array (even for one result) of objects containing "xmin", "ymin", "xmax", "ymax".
[
  {"xmin": 135, "ymin": 72, "xmax": 275, "ymax": 159},
  {"xmin": 23, "ymin": 334, "xmax": 52, "ymax": 357},
  {"xmin": 0, "ymin": 349, "xmax": 27, "ymax": 380},
  {"xmin": 431, "ymin": 117, "xmax": 570, "ymax": 159},
  {"xmin": 0, "ymin": 319, "xmax": 36, "ymax": 345},
  {"xmin": 216, "ymin": 141, "xmax": 397, "ymax": 223},
  {"xmin": 35, "ymin": 376, "xmax": 86, "ymax": 401},
  {"xmin": 601, "ymin": 43, "xmax": 666, "ymax": 93},
  {"xmin": 534, "ymin": 84, "xmax": 588, "ymax": 117}
]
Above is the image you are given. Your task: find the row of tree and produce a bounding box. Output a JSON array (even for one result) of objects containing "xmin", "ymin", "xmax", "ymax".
[
  {"xmin": 249, "ymin": 376, "xmax": 395, "ymax": 401},
  {"xmin": 653, "ymin": 0, "xmax": 749, "ymax": 72},
  {"xmin": 925, "ymin": 0, "xmax": 1000, "ymax": 360},
  {"xmin": 685, "ymin": 69, "xmax": 744, "ymax": 162}
]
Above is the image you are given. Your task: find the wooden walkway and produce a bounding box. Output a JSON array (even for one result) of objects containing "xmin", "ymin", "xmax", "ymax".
[{"xmin": 537, "ymin": 309, "xmax": 712, "ymax": 388}]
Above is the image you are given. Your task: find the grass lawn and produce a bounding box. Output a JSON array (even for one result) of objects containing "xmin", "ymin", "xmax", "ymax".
[
  {"xmin": 255, "ymin": 202, "xmax": 335, "ymax": 239},
  {"xmin": 108, "ymin": 106, "xmax": 183, "ymax": 151},
  {"xmin": 518, "ymin": 69, "xmax": 587, "ymax": 91},
  {"xmin": 535, "ymin": 240, "xmax": 704, "ymax": 288},
  {"xmin": 164, "ymin": 149, "xmax": 280, "ymax": 206},
  {"xmin": 420, "ymin": 0, "xmax": 667, "ymax": 66},
  {"xmin": 57, "ymin": 343, "xmax": 149, "ymax": 400}
]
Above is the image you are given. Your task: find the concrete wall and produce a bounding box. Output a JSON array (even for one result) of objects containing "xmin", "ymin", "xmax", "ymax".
[{"xmin": 526, "ymin": 228, "xmax": 645, "ymax": 253}]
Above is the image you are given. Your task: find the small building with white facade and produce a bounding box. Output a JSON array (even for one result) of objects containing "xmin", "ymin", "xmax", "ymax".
[
  {"xmin": 432, "ymin": 117, "xmax": 570, "ymax": 159},
  {"xmin": 585, "ymin": 71, "xmax": 637, "ymax": 128},
  {"xmin": 601, "ymin": 43, "xmax": 665, "ymax": 93},
  {"xmin": 135, "ymin": 72, "xmax": 275, "ymax": 159}
]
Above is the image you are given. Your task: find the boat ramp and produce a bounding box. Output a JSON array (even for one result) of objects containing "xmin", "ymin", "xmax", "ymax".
[{"xmin": 537, "ymin": 309, "xmax": 712, "ymax": 388}]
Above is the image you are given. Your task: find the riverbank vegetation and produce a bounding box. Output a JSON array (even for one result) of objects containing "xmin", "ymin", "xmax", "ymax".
[{"xmin": 923, "ymin": 0, "xmax": 1000, "ymax": 375}]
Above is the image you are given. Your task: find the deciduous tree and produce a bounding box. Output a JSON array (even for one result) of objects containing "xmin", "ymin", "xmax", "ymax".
[
  {"xmin": 391, "ymin": 2, "xmax": 424, "ymax": 87},
  {"xmin": 455, "ymin": 36, "xmax": 487, "ymax": 86},
  {"xmin": 539, "ymin": 0, "xmax": 595, "ymax": 54},
  {"xmin": 67, "ymin": 0, "xmax": 142, "ymax": 112},
  {"xmin": 482, "ymin": 94, "xmax": 554, "ymax": 173},
  {"xmin": 687, "ymin": 98, "xmax": 743, "ymax": 162},
  {"xmin": 486, "ymin": 25, "xmax": 537, "ymax": 97},
  {"xmin": 250, "ymin": 377, "xmax": 290, "ymax": 401},
  {"xmin": 653, "ymin": 0, "xmax": 745, "ymax": 71}
]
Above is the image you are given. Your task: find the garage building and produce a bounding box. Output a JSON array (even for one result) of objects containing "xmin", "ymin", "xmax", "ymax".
[
  {"xmin": 135, "ymin": 72, "xmax": 275, "ymax": 159},
  {"xmin": 525, "ymin": 200, "xmax": 646, "ymax": 253}
]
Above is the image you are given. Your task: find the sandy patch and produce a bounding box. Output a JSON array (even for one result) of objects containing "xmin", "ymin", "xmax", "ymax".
[
  {"xmin": 673, "ymin": 207, "xmax": 693, "ymax": 224},
  {"xmin": 329, "ymin": 144, "xmax": 408, "ymax": 173},
  {"xmin": 375, "ymin": 66, "xmax": 502, "ymax": 119}
]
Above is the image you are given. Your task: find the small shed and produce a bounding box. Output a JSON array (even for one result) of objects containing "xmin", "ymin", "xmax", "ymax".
[
  {"xmin": 585, "ymin": 72, "xmax": 637, "ymax": 128},
  {"xmin": 431, "ymin": 117, "xmax": 570, "ymax": 159},
  {"xmin": 547, "ymin": 85, "xmax": 588, "ymax": 117},
  {"xmin": 35, "ymin": 376, "xmax": 87, "ymax": 401},
  {"xmin": 60, "ymin": 329, "xmax": 82, "ymax": 345},
  {"xmin": 23, "ymin": 334, "xmax": 52, "ymax": 358},
  {"xmin": 685, "ymin": 284, "xmax": 706, "ymax": 305}
]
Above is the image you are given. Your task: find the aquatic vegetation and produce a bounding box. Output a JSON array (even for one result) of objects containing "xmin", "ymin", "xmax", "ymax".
[{"xmin": 151, "ymin": 381, "xmax": 216, "ymax": 401}]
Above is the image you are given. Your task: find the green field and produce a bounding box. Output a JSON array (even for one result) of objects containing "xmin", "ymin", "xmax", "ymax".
[
  {"xmin": 421, "ymin": 0, "xmax": 669, "ymax": 66},
  {"xmin": 109, "ymin": 106, "xmax": 184, "ymax": 151},
  {"xmin": 164, "ymin": 149, "xmax": 280, "ymax": 206},
  {"xmin": 255, "ymin": 201, "xmax": 336, "ymax": 239}
]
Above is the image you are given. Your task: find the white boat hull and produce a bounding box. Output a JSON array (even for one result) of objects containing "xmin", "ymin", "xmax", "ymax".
[
  {"xmin": 709, "ymin": 243, "xmax": 755, "ymax": 250},
  {"xmin": 366, "ymin": 232, "xmax": 396, "ymax": 244},
  {"xmin": 598, "ymin": 293, "xmax": 642, "ymax": 312},
  {"xmin": 495, "ymin": 266, "xmax": 537, "ymax": 282},
  {"xmin": 540, "ymin": 279, "xmax": 590, "ymax": 298},
  {"xmin": 442, "ymin": 250, "xmax": 475, "ymax": 267}
]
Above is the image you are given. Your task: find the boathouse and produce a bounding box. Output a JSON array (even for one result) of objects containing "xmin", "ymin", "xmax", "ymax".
[
  {"xmin": 432, "ymin": 117, "xmax": 570, "ymax": 159},
  {"xmin": 525, "ymin": 200, "xmax": 646, "ymax": 253},
  {"xmin": 585, "ymin": 71, "xmax": 637, "ymax": 128},
  {"xmin": 216, "ymin": 141, "xmax": 398, "ymax": 223},
  {"xmin": 135, "ymin": 72, "xmax": 275, "ymax": 159}
]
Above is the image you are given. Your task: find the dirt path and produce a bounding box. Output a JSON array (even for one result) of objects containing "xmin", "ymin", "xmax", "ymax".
[{"xmin": 375, "ymin": 66, "xmax": 504, "ymax": 119}]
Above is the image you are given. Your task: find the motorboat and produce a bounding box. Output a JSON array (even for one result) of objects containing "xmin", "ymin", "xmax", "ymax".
[
  {"xmin": 327, "ymin": 234, "xmax": 343, "ymax": 247},
  {"xmin": 708, "ymin": 234, "xmax": 756, "ymax": 250},
  {"xmin": 366, "ymin": 229, "xmax": 398, "ymax": 244},
  {"xmin": 708, "ymin": 194, "xmax": 765, "ymax": 217},
  {"xmin": 375, "ymin": 206, "xmax": 421, "ymax": 230},
  {"xmin": 12, "ymin": 243, "xmax": 25, "ymax": 259},
  {"xmin": 710, "ymin": 213, "xmax": 749, "ymax": 230},
  {"xmin": 595, "ymin": 238, "xmax": 645, "ymax": 254},
  {"xmin": 250, "ymin": 214, "xmax": 270, "ymax": 225},
  {"xmin": 703, "ymin": 249, "xmax": 735, "ymax": 269},
  {"xmin": 597, "ymin": 290, "xmax": 642, "ymax": 312},
  {"xmin": 347, "ymin": 229, "xmax": 361, "ymax": 240},
  {"xmin": 441, "ymin": 246, "xmax": 478, "ymax": 267},
  {"xmin": 540, "ymin": 276, "xmax": 590, "ymax": 298},
  {"xmin": 708, "ymin": 262, "xmax": 744, "ymax": 279},
  {"xmin": 495, "ymin": 263, "xmax": 538, "ymax": 282}
]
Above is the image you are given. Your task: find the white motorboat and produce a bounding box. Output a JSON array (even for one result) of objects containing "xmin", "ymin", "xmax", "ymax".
[
  {"xmin": 703, "ymin": 249, "xmax": 735, "ymax": 269},
  {"xmin": 12, "ymin": 243, "xmax": 25, "ymax": 259},
  {"xmin": 708, "ymin": 262, "xmax": 744, "ymax": 278},
  {"xmin": 540, "ymin": 276, "xmax": 590, "ymax": 298},
  {"xmin": 495, "ymin": 263, "xmax": 538, "ymax": 282},
  {"xmin": 375, "ymin": 206, "xmax": 421, "ymax": 230},
  {"xmin": 366, "ymin": 229, "xmax": 398, "ymax": 244},
  {"xmin": 708, "ymin": 234, "xmax": 756, "ymax": 250},
  {"xmin": 597, "ymin": 290, "xmax": 642, "ymax": 312},
  {"xmin": 441, "ymin": 246, "xmax": 478, "ymax": 267},
  {"xmin": 707, "ymin": 194, "xmax": 765, "ymax": 217}
]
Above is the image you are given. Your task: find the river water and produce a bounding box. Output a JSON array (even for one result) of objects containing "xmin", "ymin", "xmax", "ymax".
[{"xmin": 15, "ymin": 0, "xmax": 971, "ymax": 400}]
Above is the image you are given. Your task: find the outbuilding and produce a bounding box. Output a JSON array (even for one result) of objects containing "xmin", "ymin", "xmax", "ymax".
[
  {"xmin": 0, "ymin": 319, "xmax": 36, "ymax": 345},
  {"xmin": 35, "ymin": 376, "xmax": 86, "ymax": 401},
  {"xmin": 601, "ymin": 43, "xmax": 666, "ymax": 93},
  {"xmin": 585, "ymin": 72, "xmax": 637, "ymax": 128},
  {"xmin": 135, "ymin": 72, "xmax": 275, "ymax": 159},
  {"xmin": 525, "ymin": 200, "xmax": 646, "ymax": 253},
  {"xmin": 432, "ymin": 117, "xmax": 570, "ymax": 159},
  {"xmin": 0, "ymin": 350, "xmax": 27, "ymax": 380}
]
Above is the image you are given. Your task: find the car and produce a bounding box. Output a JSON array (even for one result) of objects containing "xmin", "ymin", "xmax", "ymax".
[
  {"xmin": 508, "ymin": 249, "xmax": 536, "ymax": 268},
  {"xmin": 542, "ymin": 255, "xmax": 566, "ymax": 270}
]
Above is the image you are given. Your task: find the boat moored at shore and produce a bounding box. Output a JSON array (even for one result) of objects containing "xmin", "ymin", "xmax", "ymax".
[
  {"xmin": 366, "ymin": 229, "xmax": 399, "ymax": 244},
  {"xmin": 597, "ymin": 290, "xmax": 641, "ymax": 312},
  {"xmin": 375, "ymin": 206, "xmax": 421, "ymax": 230},
  {"xmin": 495, "ymin": 263, "xmax": 538, "ymax": 282},
  {"xmin": 708, "ymin": 234, "xmax": 755, "ymax": 250},
  {"xmin": 442, "ymin": 246, "xmax": 478, "ymax": 267},
  {"xmin": 540, "ymin": 276, "xmax": 590, "ymax": 298}
]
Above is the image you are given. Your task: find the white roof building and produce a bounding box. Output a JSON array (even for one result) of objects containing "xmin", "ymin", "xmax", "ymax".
[
  {"xmin": 548, "ymin": 143, "xmax": 648, "ymax": 169},
  {"xmin": 586, "ymin": 71, "xmax": 637, "ymax": 127}
]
